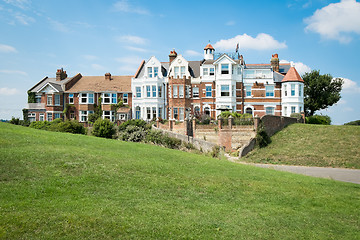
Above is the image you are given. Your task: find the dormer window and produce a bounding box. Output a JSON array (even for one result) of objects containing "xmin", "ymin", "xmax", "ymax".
[
  {"xmin": 203, "ymin": 68, "xmax": 208, "ymax": 76},
  {"xmin": 154, "ymin": 67, "xmax": 158, "ymax": 77},
  {"xmin": 221, "ymin": 64, "xmax": 229, "ymax": 74},
  {"xmin": 210, "ymin": 68, "xmax": 215, "ymax": 76},
  {"xmin": 148, "ymin": 67, "xmax": 153, "ymax": 78},
  {"xmin": 180, "ymin": 66, "xmax": 185, "ymax": 78},
  {"xmin": 147, "ymin": 67, "xmax": 159, "ymax": 78},
  {"xmin": 174, "ymin": 67, "xmax": 179, "ymax": 78}
]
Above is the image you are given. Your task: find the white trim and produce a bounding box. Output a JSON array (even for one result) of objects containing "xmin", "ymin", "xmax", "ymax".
[{"xmin": 37, "ymin": 83, "xmax": 60, "ymax": 93}]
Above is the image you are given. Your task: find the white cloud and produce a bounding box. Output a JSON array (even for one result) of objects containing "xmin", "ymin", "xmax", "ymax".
[
  {"xmin": 14, "ymin": 12, "xmax": 34, "ymax": 25},
  {"xmin": 0, "ymin": 69, "xmax": 27, "ymax": 75},
  {"xmin": 48, "ymin": 18, "xmax": 70, "ymax": 33},
  {"xmin": 304, "ymin": 0, "xmax": 360, "ymax": 43},
  {"xmin": 117, "ymin": 35, "xmax": 147, "ymax": 45},
  {"xmin": 113, "ymin": 0, "xmax": 150, "ymax": 15},
  {"xmin": 184, "ymin": 50, "xmax": 202, "ymax": 57},
  {"xmin": 341, "ymin": 78, "xmax": 360, "ymax": 93},
  {"xmin": 0, "ymin": 87, "xmax": 19, "ymax": 96},
  {"xmin": 214, "ymin": 33, "xmax": 287, "ymax": 51},
  {"xmin": 125, "ymin": 46, "xmax": 148, "ymax": 52},
  {"xmin": 225, "ymin": 20, "xmax": 235, "ymax": 26},
  {"xmin": 3, "ymin": 0, "xmax": 30, "ymax": 10},
  {"xmin": 91, "ymin": 64, "xmax": 105, "ymax": 71},
  {"xmin": 0, "ymin": 43, "xmax": 17, "ymax": 53},
  {"xmin": 115, "ymin": 56, "xmax": 143, "ymax": 65},
  {"xmin": 279, "ymin": 60, "xmax": 311, "ymax": 75}
]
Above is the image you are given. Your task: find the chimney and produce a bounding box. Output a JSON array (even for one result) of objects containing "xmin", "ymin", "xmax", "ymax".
[
  {"xmin": 56, "ymin": 68, "xmax": 67, "ymax": 81},
  {"xmin": 169, "ymin": 49, "xmax": 177, "ymax": 64},
  {"xmin": 271, "ymin": 54, "xmax": 279, "ymax": 72},
  {"xmin": 105, "ymin": 72, "xmax": 111, "ymax": 80}
]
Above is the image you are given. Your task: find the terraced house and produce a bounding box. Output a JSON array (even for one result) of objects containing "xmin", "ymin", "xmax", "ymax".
[{"xmin": 26, "ymin": 43, "xmax": 304, "ymax": 123}]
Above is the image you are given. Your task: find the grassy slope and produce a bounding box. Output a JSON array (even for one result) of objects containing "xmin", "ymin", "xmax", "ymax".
[
  {"xmin": 0, "ymin": 123, "xmax": 359, "ymax": 239},
  {"xmin": 244, "ymin": 124, "xmax": 360, "ymax": 169}
]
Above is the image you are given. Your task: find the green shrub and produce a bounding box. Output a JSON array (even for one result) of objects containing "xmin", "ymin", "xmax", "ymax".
[
  {"xmin": 162, "ymin": 135, "xmax": 182, "ymax": 149},
  {"xmin": 145, "ymin": 130, "xmax": 164, "ymax": 145},
  {"xmin": 88, "ymin": 113, "xmax": 100, "ymax": 124},
  {"xmin": 119, "ymin": 125, "xmax": 146, "ymax": 142},
  {"xmin": 306, "ymin": 115, "xmax": 331, "ymax": 125},
  {"xmin": 29, "ymin": 121, "xmax": 50, "ymax": 130},
  {"xmin": 92, "ymin": 118, "xmax": 116, "ymax": 138},
  {"xmin": 256, "ymin": 123, "xmax": 271, "ymax": 148},
  {"xmin": 10, "ymin": 117, "xmax": 20, "ymax": 125},
  {"xmin": 210, "ymin": 145, "xmax": 221, "ymax": 158},
  {"xmin": 344, "ymin": 120, "xmax": 360, "ymax": 125},
  {"xmin": 290, "ymin": 113, "xmax": 303, "ymax": 121},
  {"xmin": 57, "ymin": 120, "xmax": 85, "ymax": 134},
  {"xmin": 119, "ymin": 119, "xmax": 151, "ymax": 131}
]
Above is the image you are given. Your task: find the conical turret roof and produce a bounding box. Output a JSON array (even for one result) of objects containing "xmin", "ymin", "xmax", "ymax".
[{"xmin": 282, "ymin": 67, "xmax": 304, "ymax": 83}]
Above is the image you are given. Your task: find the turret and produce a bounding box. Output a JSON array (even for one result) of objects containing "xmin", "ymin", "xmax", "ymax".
[{"xmin": 204, "ymin": 43, "xmax": 215, "ymax": 60}]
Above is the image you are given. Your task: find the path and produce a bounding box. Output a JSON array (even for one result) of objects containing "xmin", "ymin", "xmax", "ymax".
[{"xmin": 225, "ymin": 154, "xmax": 360, "ymax": 185}]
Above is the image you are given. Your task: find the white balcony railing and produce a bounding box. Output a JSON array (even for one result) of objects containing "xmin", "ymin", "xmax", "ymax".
[{"xmin": 27, "ymin": 103, "xmax": 45, "ymax": 109}]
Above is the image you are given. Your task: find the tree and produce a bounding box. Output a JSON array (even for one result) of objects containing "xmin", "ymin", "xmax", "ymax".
[
  {"xmin": 303, "ymin": 70, "xmax": 343, "ymax": 116},
  {"xmin": 92, "ymin": 118, "xmax": 116, "ymax": 139}
]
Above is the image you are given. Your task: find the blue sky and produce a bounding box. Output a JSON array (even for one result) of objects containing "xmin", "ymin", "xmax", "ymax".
[{"xmin": 0, "ymin": 0, "xmax": 359, "ymax": 124}]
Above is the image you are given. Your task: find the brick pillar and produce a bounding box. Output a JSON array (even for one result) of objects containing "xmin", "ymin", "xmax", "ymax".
[
  {"xmin": 300, "ymin": 111, "xmax": 306, "ymax": 123},
  {"xmin": 218, "ymin": 116, "xmax": 223, "ymax": 130},
  {"xmin": 192, "ymin": 116, "xmax": 196, "ymax": 138},
  {"xmin": 228, "ymin": 115, "xmax": 233, "ymax": 129},
  {"xmin": 254, "ymin": 115, "xmax": 260, "ymax": 131},
  {"xmin": 169, "ymin": 119, "xmax": 174, "ymax": 131}
]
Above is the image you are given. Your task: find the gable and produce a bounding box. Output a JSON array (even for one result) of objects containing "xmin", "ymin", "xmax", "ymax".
[
  {"xmin": 37, "ymin": 83, "xmax": 60, "ymax": 93},
  {"xmin": 213, "ymin": 54, "xmax": 236, "ymax": 65}
]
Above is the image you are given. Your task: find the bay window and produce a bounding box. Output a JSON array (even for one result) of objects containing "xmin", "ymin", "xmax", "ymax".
[
  {"xmin": 152, "ymin": 85, "xmax": 156, "ymax": 97},
  {"xmin": 146, "ymin": 86, "xmax": 151, "ymax": 97},
  {"xmin": 266, "ymin": 86, "xmax": 274, "ymax": 97},
  {"xmin": 221, "ymin": 85, "xmax": 230, "ymax": 96},
  {"xmin": 221, "ymin": 64, "xmax": 229, "ymax": 74}
]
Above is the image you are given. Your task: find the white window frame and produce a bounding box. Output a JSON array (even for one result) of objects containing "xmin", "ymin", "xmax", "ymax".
[
  {"xmin": 54, "ymin": 113, "xmax": 61, "ymax": 119},
  {"xmin": 152, "ymin": 85, "xmax": 156, "ymax": 98},
  {"xmin": 148, "ymin": 67, "xmax": 153, "ymax": 78},
  {"xmin": 179, "ymin": 85, "xmax": 184, "ymax": 98},
  {"xmin": 221, "ymin": 64, "xmax": 229, "ymax": 74},
  {"xmin": 221, "ymin": 85, "xmax": 230, "ymax": 97},
  {"xmin": 47, "ymin": 112, "xmax": 52, "ymax": 121},
  {"xmin": 203, "ymin": 68, "xmax": 208, "ymax": 76},
  {"xmin": 68, "ymin": 93, "xmax": 74, "ymax": 104},
  {"xmin": 54, "ymin": 94, "xmax": 60, "ymax": 106},
  {"xmin": 265, "ymin": 86, "xmax": 274, "ymax": 97},
  {"xmin": 123, "ymin": 93, "xmax": 128, "ymax": 104},
  {"xmin": 193, "ymin": 87, "xmax": 199, "ymax": 98},
  {"xmin": 154, "ymin": 67, "xmax": 158, "ymax": 77},
  {"xmin": 209, "ymin": 68, "xmax": 215, "ymax": 76},
  {"xmin": 35, "ymin": 95, "xmax": 41, "ymax": 103},
  {"xmin": 158, "ymin": 86, "xmax": 162, "ymax": 98},
  {"xmin": 146, "ymin": 86, "xmax": 151, "ymax": 98},
  {"xmin": 180, "ymin": 66, "xmax": 185, "ymax": 78},
  {"xmin": 39, "ymin": 113, "xmax": 44, "ymax": 121},
  {"xmin": 174, "ymin": 66, "xmax": 179, "ymax": 78},
  {"xmin": 291, "ymin": 84, "xmax": 295, "ymax": 96},
  {"xmin": 80, "ymin": 93, "xmax": 94, "ymax": 104},
  {"xmin": 47, "ymin": 95, "xmax": 52, "ymax": 105},
  {"xmin": 265, "ymin": 107, "xmax": 275, "ymax": 115},
  {"xmin": 136, "ymin": 87, "xmax": 141, "ymax": 98},
  {"xmin": 173, "ymin": 85, "xmax": 178, "ymax": 98},
  {"xmin": 206, "ymin": 85, "xmax": 212, "ymax": 97},
  {"xmin": 103, "ymin": 110, "xmax": 115, "ymax": 122},
  {"xmin": 291, "ymin": 106, "xmax": 296, "ymax": 114}
]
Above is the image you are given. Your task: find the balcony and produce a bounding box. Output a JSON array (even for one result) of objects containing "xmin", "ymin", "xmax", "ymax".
[{"xmin": 27, "ymin": 103, "xmax": 45, "ymax": 109}]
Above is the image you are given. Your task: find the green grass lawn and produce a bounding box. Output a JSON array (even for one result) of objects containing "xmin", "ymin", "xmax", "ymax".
[
  {"xmin": 244, "ymin": 124, "xmax": 360, "ymax": 169},
  {"xmin": 0, "ymin": 123, "xmax": 359, "ymax": 239}
]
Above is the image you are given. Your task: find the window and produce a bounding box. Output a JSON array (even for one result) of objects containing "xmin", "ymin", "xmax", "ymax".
[
  {"xmin": 103, "ymin": 93, "xmax": 111, "ymax": 104},
  {"xmin": 103, "ymin": 110, "xmax": 115, "ymax": 122},
  {"xmin": 185, "ymin": 86, "xmax": 190, "ymax": 98},
  {"xmin": 47, "ymin": 112, "xmax": 52, "ymax": 121},
  {"xmin": 291, "ymin": 106, "xmax": 296, "ymax": 114},
  {"xmin": 284, "ymin": 106, "xmax": 287, "ymax": 116},
  {"xmin": 284, "ymin": 85, "xmax": 287, "ymax": 96},
  {"xmin": 80, "ymin": 93, "xmax": 87, "ymax": 104},
  {"xmin": 299, "ymin": 85, "xmax": 302, "ymax": 97},
  {"xmin": 245, "ymin": 107, "xmax": 253, "ymax": 115},
  {"xmin": 232, "ymin": 85, "xmax": 235, "ymax": 97},
  {"xmin": 221, "ymin": 64, "xmax": 229, "ymax": 74},
  {"xmin": 68, "ymin": 94, "xmax": 74, "ymax": 104},
  {"xmin": 221, "ymin": 85, "xmax": 230, "ymax": 96},
  {"xmin": 179, "ymin": 85, "xmax": 184, "ymax": 98},
  {"xmin": 179, "ymin": 108, "xmax": 184, "ymax": 121},
  {"xmin": 28, "ymin": 113, "xmax": 36, "ymax": 122},
  {"xmin": 123, "ymin": 93, "xmax": 128, "ymax": 104},
  {"xmin": 204, "ymin": 107, "xmax": 210, "ymax": 115},
  {"xmin": 158, "ymin": 86, "xmax": 162, "ymax": 98},
  {"xmin": 266, "ymin": 107, "xmax": 275, "ymax": 115},
  {"xmin": 246, "ymin": 86, "xmax": 251, "ymax": 97},
  {"xmin": 54, "ymin": 113, "xmax": 61, "ymax": 119},
  {"xmin": 55, "ymin": 95, "xmax": 60, "ymax": 105},
  {"xmin": 158, "ymin": 107, "xmax": 162, "ymax": 118},
  {"xmin": 180, "ymin": 66, "xmax": 185, "ymax": 78},
  {"xmin": 152, "ymin": 85, "xmax": 156, "ymax": 97},
  {"xmin": 203, "ymin": 68, "xmax": 208, "ymax": 75},
  {"xmin": 39, "ymin": 113, "xmax": 44, "ymax": 121},
  {"xmin": 80, "ymin": 111, "xmax": 89, "ymax": 122},
  {"xmin": 147, "ymin": 107, "xmax": 151, "ymax": 119},
  {"xmin": 266, "ymin": 86, "xmax": 274, "ymax": 97},
  {"xmin": 206, "ymin": 85, "xmax": 212, "ymax": 97},
  {"xmin": 136, "ymin": 87, "xmax": 141, "ymax": 98},
  {"xmin": 174, "ymin": 66, "xmax": 179, "ymax": 78},
  {"xmin": 146, "ymin": 86, "xmax": 151, "ymax": 97},
  {"xmin": 244, "ymin": 70, "xmax": 254, "ymax": 78},
  {"xmin": 154, "ymin": 67, "xmax": 158, "ymax": 77},
  {"xmin": 148, "ymin": 67, "xmax": 153, "ymax": 78},
  {"xmin": 119, "ymin": 114, "xmax": 126, "ymax": 120},
  {"xmin": 47, "ymin": 95, "xmax": 52, "ymax": 105},
  {"xmin": 209, "ymin": 68, "xmax": 215, "ymax": 76},
  {"xmin": 237, "ymin": 67, "xmax": 241, "ymax": 75},
  {"xmin": 152, "ymin": 107, "xmax": 156, "ymax": 120},
  {"xmin": 173, "ymin": 85, "xmax": 178, "ymax": 98},
  {"xmin": 193, "ymin": 87, "xmax": 199, "ymax": 98},
  {"xmin": 194, "ymin": 106, "xmax": 200, "ymax": 116},
  {"xmin": 35, "ymin": 95, "xmax": 41, "ymax": 103},
  {"xmin": 70, "ymin": 111, "xmax": 75, "ymax": 119},
  {"xmin": 291, "ymin": 84, "xmax": 295, "ymax": 96},
  {"xmin": 111, "ymin": 93, "xmax": 117, "ymax": 104},
  {"xmin": 255, "ymin": 70, "xmax": 271, "ymax": 78},
  {"xmin": 173, "ymin": 108, "xmax": 178, "ymax": 119},
  {"xmin": 135, "ymin": 106, "xmax": 141, "ymax": 119}
]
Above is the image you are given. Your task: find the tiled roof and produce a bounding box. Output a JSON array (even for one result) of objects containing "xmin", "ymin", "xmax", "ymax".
[
  {"xmin": 188, "ymin": 61, "xmax": 201, "ymax": 78},
  {"xmin": 273, "ymin": 71, "xmax": 285, "ymax": 83},
  {"xmin": 29, "ymin": 77, "xmax": 72, "ymax": 92},
  {"xmin": 66, "ymin": 75, "xmax": 132, "ymax": 92},
  {"xmin": 204, "ymin": 43, "xmax": 214, "ymax": 50},
  {"xmin": 282, "ymin": 67, "xmax": 304, "ymax": 83}
]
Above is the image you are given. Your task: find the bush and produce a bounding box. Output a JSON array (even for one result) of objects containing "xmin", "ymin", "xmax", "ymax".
[
  {"xmin": 119, "ymin": 125, "xmax": 146, "ymax": 142},
  {"xmin": 30, "ymin": 121, "xmax": 50, "ymax": 130},
  {"xmin": 210, "ymin": 145, "xmax": 221, "ymax": 158},
  {"xmin": 344, "ymin": 120, "xmax": 360, "ymax": 126},
  {"xmin": 290, "ymin": 113, "xmax": 303, "ymax": 121},
  {"xmin": 306, "ymin": 115, "xmax": 331, "ymax": 125},
  {"xmin": 88, "ymin": 113, "xmax": 100, "ymax": 124},
  {"xmin": 119, "ymin": 119, "xmax": 151, "ymax": 131},
  {"xmin": 92, "ymin": 118, "xmax": 116, "ymax": 138},
  {"xmin": 10, "ymin": 117, "xmax": 20, "ymax": 125},
  {"xmin": 57, "ymin": 120, "xmax": 85, "ymax": 134},
  {"xmin": 256, "ymin": 123, "xmax": 271, "ymax": 148}
]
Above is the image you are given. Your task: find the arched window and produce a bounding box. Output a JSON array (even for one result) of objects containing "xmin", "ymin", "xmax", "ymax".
[
  {"xmin": 135, "ymin": 106, "xmax": 141, "ymax": 119},
  {"xmin": 204, "ymin": 107, "xmax": 210, "ymax": 116},
  {"xmin": 245, "ymin": 107, "xmax": 253, "ymax": 115},
  {"xmin": 194, "ymin": 106, "xmax": 200, "ymax": 116}
]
